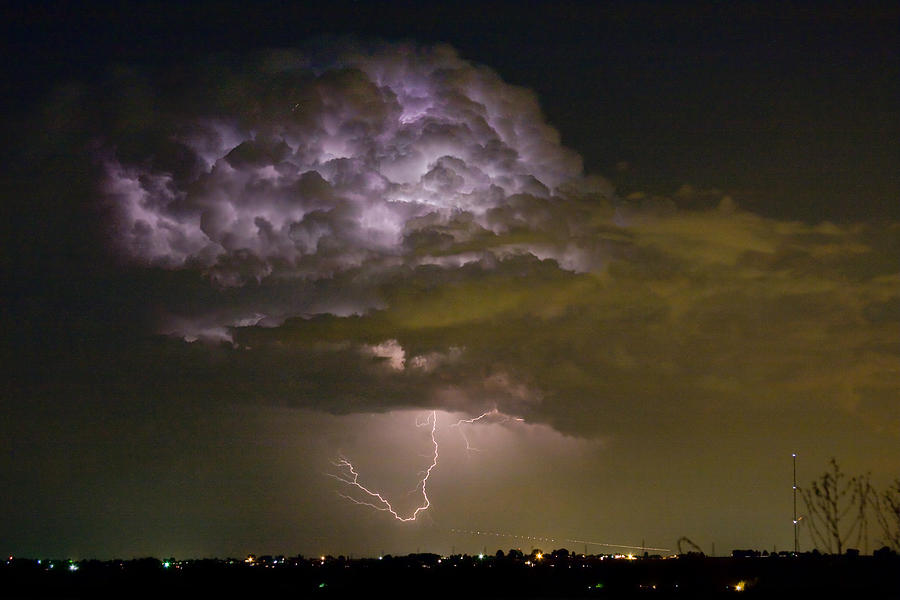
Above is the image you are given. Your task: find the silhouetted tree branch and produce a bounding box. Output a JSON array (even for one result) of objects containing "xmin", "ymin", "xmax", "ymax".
[
  {"xmin": 874, "ymin": 478, "xmax": 900, "ymax": 551},
  {"xmin": 800, "ymin": 458, "xmax": 872, "ymax": 554}
]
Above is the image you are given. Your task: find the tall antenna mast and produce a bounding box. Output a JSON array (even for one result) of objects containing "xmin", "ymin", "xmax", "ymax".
[{"xmin": 792, "ymin": 453, "xmax": 799, "ymax": 554}]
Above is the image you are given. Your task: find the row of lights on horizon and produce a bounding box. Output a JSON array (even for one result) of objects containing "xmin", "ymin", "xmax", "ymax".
[{"xmin": 4, "ymin": 452, "xmax": 807, "ymax": 566}]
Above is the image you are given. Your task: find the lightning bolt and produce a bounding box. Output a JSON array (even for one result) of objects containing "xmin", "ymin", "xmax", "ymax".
[
  {"xmin": 331, "ymin": 408, "xmax": 525, "ymax": 520},
  {"xmin": 450, "ymin": 408, "xmax": 524, "ymax": 453},
  {"xmin": 329, "ymin": 411, "xmax": 438, "ymax": 522},
  {"xmin": 449, "ymin": 409, "xmax": 497, "ymax": 452},
  {"xmin": 331, "ymin": 410, "xmax": 667, "ymax": 554}
]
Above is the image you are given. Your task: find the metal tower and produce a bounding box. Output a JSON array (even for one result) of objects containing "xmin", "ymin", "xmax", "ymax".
[{"xmin": 792, "ymin": 453, "xmax": 799, "ymax": 554}]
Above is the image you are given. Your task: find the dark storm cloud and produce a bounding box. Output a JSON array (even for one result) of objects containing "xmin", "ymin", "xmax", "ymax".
[
  {"xmin": 99, "ymin": 43, "xmax": 582, "ymax": 283},
  {"xmin": 14, "ymin": 40, "xmax": 899, "ymax": 441}
]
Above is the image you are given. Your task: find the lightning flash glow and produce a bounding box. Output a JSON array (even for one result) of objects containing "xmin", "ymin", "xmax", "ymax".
[
  {"xmin": 450, "ymin": 408, "xmax": 523, "ymax": 453},
  {"xmin": 331, "ymin": 409, "xmax": 527, "ymax": 520},
  {"xmin": 329, "ymin": 407, "xmax": 670, "ymax": 551},
  {"xmin": 329, "ymin": 411, "xmax": 439, "ymax": 522}
]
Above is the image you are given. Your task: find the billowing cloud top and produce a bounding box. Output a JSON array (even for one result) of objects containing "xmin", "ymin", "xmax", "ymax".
[
  {"xmin": 65, "ymin": 40, "xmax": 899, "ymax": 438},
  {"xmin": 102, "ymin": 43, "xmax": 583, "ymax": 286}
]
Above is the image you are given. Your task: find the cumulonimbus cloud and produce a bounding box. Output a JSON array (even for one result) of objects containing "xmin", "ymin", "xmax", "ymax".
[
  {"xmin": 72, "ymin": 40, "xmax": 900, "ymax": 437},
  {"xmin": 101, "ymin": 42, "xmax": 587, "ymax": 288}
]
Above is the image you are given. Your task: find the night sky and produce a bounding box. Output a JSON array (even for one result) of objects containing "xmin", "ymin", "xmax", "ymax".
[{"xmin": 2, "ymin": 1, "xmax": 898, "ymax": 560}]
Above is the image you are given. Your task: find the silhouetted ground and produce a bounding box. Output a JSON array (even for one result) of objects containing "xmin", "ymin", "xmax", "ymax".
[{"xmin": 3, "ymin": 552, "xmax": 898, "ymax": 598}]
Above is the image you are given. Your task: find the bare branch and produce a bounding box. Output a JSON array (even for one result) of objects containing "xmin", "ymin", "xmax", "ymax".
[
  {"xmin": 873, "ymin": 479, "xmax": 900, "ymax": 551},
  {"xmin": 800, "ymin": 458, "xmax": 873, "ymax": 554}
]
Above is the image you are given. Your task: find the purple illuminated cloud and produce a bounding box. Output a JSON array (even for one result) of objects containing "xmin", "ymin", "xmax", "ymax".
[
  {"xmin": 101, "ymin": 43, "xmax": 585, "ymax": 294},
  {"xmin": 82, "ymin": 41, "xmax": 898, "ymax": 439}
]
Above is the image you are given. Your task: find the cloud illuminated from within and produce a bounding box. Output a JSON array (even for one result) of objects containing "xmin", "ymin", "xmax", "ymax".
[{"xmin": 75, "ymin": 40, "xmax": 900, "ymax": 439}]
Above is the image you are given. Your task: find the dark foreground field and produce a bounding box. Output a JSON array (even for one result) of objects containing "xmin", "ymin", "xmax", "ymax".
[{"xmin": 4, "ymin": 553, "xmax": 899, "ymax": 598}]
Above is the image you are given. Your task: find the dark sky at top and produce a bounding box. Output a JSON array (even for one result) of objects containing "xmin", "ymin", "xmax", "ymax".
[
  {"xmin": 1, "ymin": 1, "xmax": 898, "ymax": 560},
  {"xmin": 4, "ymin": 1, "xmax": 898, "ymax": 221}
]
